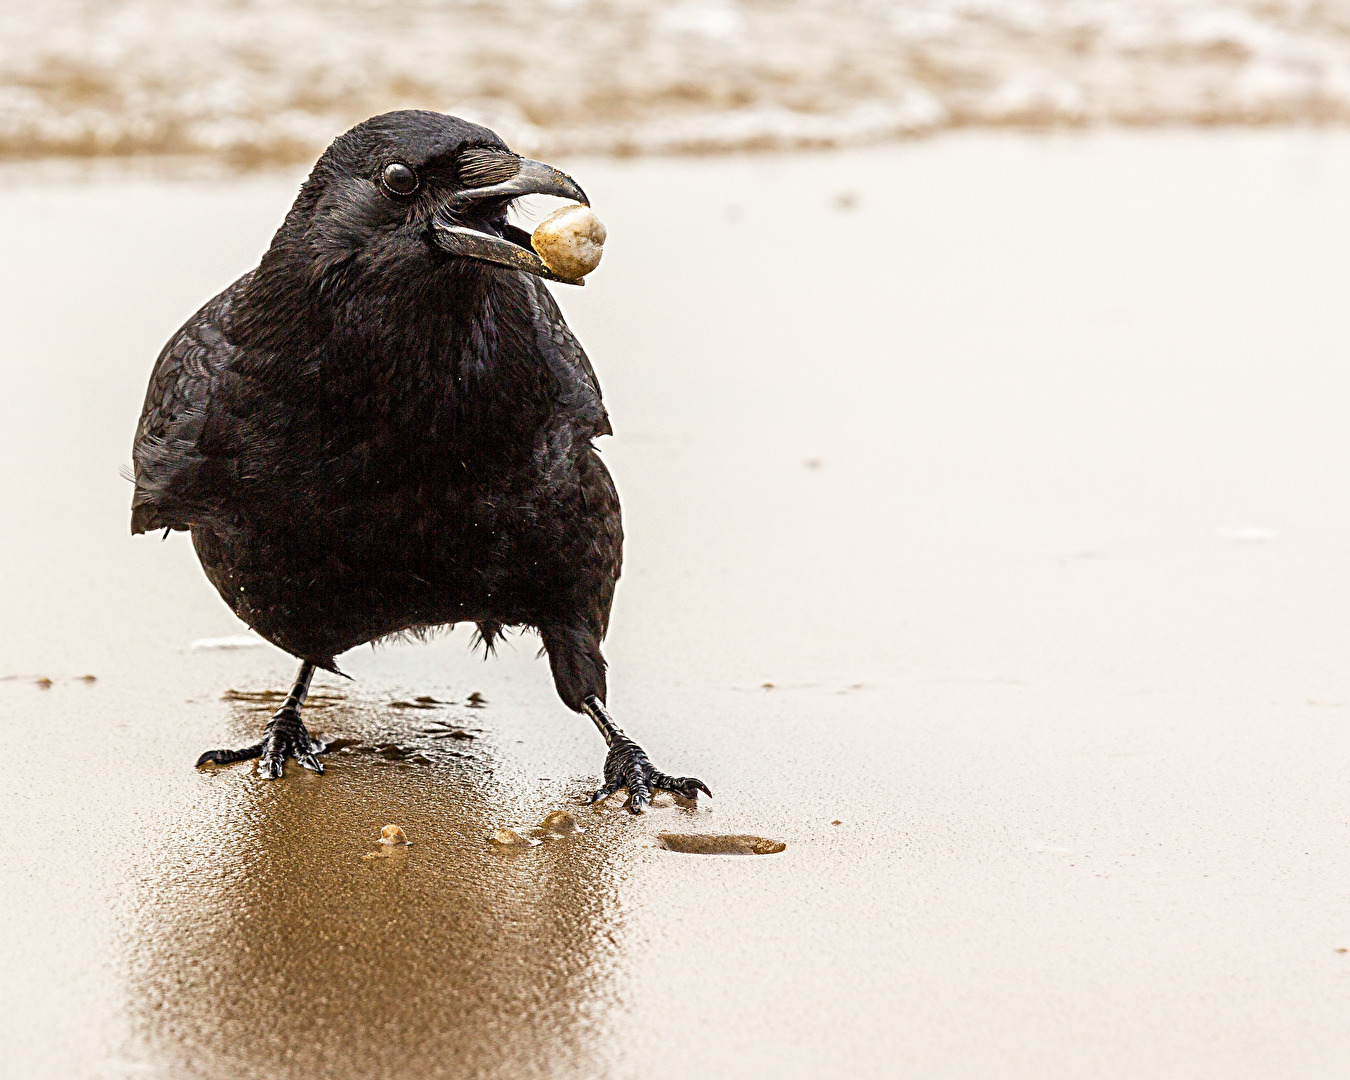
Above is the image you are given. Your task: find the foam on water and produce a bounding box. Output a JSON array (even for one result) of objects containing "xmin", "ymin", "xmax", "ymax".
[{"xmin": 5, "ymin": 0, "xmax": 1350, "ymax": 162}]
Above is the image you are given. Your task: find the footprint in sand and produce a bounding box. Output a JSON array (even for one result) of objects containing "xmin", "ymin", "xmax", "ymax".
[{"xmin": 658, "ymin": 834, "xmax": 786, "ymax": 855}]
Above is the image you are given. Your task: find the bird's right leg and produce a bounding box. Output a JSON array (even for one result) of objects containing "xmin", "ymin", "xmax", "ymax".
[
  {"xmin": 542, "ymin": 623, "xmax": 710, "ymax": 814},
  {"xmin": 195, "ymin": 660, "xmax": 329, "ymax": 779}
]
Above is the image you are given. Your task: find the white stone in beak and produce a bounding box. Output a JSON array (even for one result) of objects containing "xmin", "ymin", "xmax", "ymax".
[{"xmin": 531, "ymin": 204, "xmax": 606, "ymax": 280}]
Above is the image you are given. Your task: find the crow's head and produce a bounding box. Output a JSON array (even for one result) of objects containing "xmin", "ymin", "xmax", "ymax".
[{"xmin": 279, "ymin": 110, "xmax": 590, "ymax": 287}]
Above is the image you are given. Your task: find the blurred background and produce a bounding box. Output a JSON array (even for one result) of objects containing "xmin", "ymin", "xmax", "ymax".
[{"xmin": 5, "ymin": 0, "xmax": 1350, "ymax": 166}]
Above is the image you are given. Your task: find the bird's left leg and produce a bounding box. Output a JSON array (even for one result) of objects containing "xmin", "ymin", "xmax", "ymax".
[
  {"xmin": 542, "ymin": 624, "xmax": 711, "ymax": 814},
  {"xmin": 582, "ymin": 695, "xmax": 712, "ymax": 813}
]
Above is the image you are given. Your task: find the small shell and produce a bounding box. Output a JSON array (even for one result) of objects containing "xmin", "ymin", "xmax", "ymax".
[
  {"xmin": 531, "ymin": 204, "xmax": 606, "ymax": 280},
  {"xmin": 379, "ymin": 824, "xmax": 409, "ymax": 845},
  {"xmin": 539, "ymin": 810, "xmax": 581, "ymax": 835},
  {"xmin": 490, "ymin": 828, "xmax": 540, "ymax": 848}
]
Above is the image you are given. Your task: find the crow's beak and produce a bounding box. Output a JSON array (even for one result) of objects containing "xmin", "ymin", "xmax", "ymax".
[
  {"xmin": 432, "ymin": 157, "xmax": 589, "ymax": 286},
  {"xmin": 450, "ymin": 157, "xmax": 588, "ymax": 209}
]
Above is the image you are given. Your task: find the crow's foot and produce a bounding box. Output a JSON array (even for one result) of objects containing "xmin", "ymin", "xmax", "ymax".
[
  {"xmin": 582, "ymin": 696, "xmax": 711, "ymax": 814},
  {"xmin": 196, "ymin": 706, "xmax": 329, "ymax": 779}
]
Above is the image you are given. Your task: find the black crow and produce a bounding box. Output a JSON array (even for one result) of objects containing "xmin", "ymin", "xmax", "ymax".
[{"xmin": 131, "ymin": 110, "xmax": 708, "ymax": 813}]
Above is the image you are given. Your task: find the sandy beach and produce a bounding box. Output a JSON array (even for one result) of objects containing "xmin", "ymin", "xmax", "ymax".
[{"xmin": 3, "ymin": 130, "xmax": 1350, "ymax": 1078}]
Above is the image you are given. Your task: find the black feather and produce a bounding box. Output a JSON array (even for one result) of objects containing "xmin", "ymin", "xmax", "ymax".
[{"xmin": 456, "ymin": 148, "xmax": 522, "ymax": 188}]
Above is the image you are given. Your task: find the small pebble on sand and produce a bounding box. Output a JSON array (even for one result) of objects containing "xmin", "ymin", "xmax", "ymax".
[
  {"xmin": 531, "ymin": 204, "xmax": 606, "ymax": 280},
  {"xmin": 490, "ymin": 828, "xmax": 540, "ymax": 848},
  {"xmin": 379, "ymin": 824, "xmax": 409, "ymax": 845},
  {"xmin": 539, "ymin": 810, "xmax": 581, "ymax": 835}
]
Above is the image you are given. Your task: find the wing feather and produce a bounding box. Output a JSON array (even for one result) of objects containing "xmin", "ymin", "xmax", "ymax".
[
  {"xmin": 524, "ymin": 275, "xmax": 612, "ymax": 437},
  {"xmin": 130, "ymin": 278, "xmax": 248, "ymax": 533}
]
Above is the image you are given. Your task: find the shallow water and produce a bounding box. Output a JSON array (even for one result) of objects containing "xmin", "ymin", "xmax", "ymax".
[
  {"xmin": 6, "ymin": 131, "xmax": 1350, "ymax": 1076},
  {"xmin": 6, "ymin": 0, "xmax": 1350, "ymax": 162}
]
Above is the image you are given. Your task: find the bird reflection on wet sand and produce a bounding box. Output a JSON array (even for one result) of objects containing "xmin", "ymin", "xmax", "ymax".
[{"xmin": 123, "ymin": 687, "xmax": 645, "ymax": 1080}]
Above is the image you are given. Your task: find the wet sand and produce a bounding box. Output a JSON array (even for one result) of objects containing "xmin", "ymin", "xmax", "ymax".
[{"xmin": 4, "ymin": 131, "xmax": 1350, "ymax": 1078}]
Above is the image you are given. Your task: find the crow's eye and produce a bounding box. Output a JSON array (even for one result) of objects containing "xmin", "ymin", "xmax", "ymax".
[{"xmin": 381, "ymin": 162, "xmax": 418, "ymax": 196}]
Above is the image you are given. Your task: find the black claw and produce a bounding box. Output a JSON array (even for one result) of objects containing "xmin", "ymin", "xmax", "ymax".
[
  {"xmin": 648, "ymin": 767, "xmax": 712, "ymax": 802},
  {"xmin": 294, "ymin": 742, "xmax": 325, "ymax": 773},
  {"xmin": 674, "ymin": 778, "xmax": 712, "ymax": 800},
  {"xmin": 195, "ymin": 743, "xmax": 264, "ymax": 768}
]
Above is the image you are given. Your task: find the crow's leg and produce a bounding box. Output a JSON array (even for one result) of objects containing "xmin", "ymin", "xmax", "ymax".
[
  {"xmin": 581, "ymin": 695, "xmax": 712, "ymax": 814},
  {"xmin": 195, "ymin": 660, "xmax": 329, "ymax": 779},
  {"xmin": 542, "ymin": 624, "xmax": 710, "ymax": 814}
]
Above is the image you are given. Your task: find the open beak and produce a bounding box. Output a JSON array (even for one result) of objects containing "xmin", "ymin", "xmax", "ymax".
[{"xmin": 432, "ymin": 157, "xmax": 590, "ymax": 286}]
